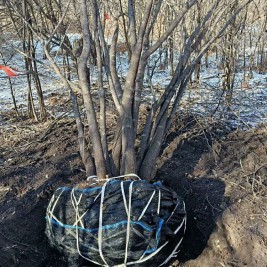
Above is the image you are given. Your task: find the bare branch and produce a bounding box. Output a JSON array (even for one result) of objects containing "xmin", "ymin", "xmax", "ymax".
[
  {"xmin": 128, "ymin": 0, "xmax": 137, "ymax": 48},
  {"xmin": 144, "ymin": 0, "xmax": 198, "ymax": 58}
]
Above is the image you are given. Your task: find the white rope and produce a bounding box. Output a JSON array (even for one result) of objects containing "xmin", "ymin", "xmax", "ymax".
[
  {"xmin": 121, "ymin": 182, "xmax": 129, "ymax": 216},
  {"xmin": 174, "ymin": 204, "xmax": 187, "ymax": 234},
  {"xmin": 166, "ymin": 202, "xmax": 179, "ymax": 223},
  {"xmin": 71, "ymin": 188, "xmax": 85, "ymax": 228},
  {"xmin": 174, "ymin": 217, "xmax": 186, "ymax": 235},
  {"xmin": 98, "ymin": 181, "xmax": 109, "ymax": 266},
  {"xmin": 46, "ymin": 194, "xmax": 55, "ymax": 226},
  {"xmin": 138, "ymin": 190, "xmax": 156, "ymax": 221},
  {"xmin": 182, "ymin": 202, "xmax": 187, "ymax": 234},
  {"xmin": 135, "ymin": 218, "xmax": 185, "ymax": 265},
  {"xmin": 94, "ymin": 190, "xmax": 102, "ymax": 203},
  {"xmin": 133, "ymin": 241, "xmax": 170, "ymax": 264},
  {"xmin": 76, "ymin": 226, "xmax": 104, "ymax": 266},
  {"xmin": 124, "ymin": 181, "xmax": 134, "ymax": 264},
  {"xmin": 46, "ymin": 193, "xmax": 55, "ymax": 216},
  {"xmin": 87, "ymin": 173, "xmax": 141, "ymax": 182},
  {"xmin": 158, "ymin": 237, "xmax": 184, "ymax": 267},
  {"xmin": 47, "ymin": 188, "xmax": 65, "ymax": 225},
  {"xmin": 71, "ymin": 188, "xmax": 90, "ymax": 263},
  {"xmin": 157, "ymin": 189, "xmax": 161, "ymax": 215},
  {"xmin": 87, "ymin": 175, "xmax": 98, "ymax": 181},
  {"xmin": 159, "ymin": 204, "xmax": 187, "ymax": 266}
]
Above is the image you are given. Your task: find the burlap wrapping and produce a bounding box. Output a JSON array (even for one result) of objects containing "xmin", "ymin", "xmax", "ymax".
[{"xmin": 46, "ymin": 177, "xmax": 186, "ymax": 266}]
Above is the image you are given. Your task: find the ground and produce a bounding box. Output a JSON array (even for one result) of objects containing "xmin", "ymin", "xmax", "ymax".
[{"xmin": 0, "ymin": 112, "xmax": 266, "ymax": 267}]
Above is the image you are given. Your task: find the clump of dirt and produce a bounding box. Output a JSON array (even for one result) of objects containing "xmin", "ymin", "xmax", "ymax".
[{"xmin": 0, "ymin": 114, "xmax": 266, "ymax": 267}]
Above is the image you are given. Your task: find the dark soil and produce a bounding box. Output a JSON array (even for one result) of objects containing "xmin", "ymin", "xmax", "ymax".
[{"xmin": 0, "ymin": 114, "xmax": 266, "ymax": 267}]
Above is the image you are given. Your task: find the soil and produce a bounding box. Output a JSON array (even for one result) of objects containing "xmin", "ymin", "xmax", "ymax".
[{"xmin": 0, "ymin": 112, "xmax": 267, "ymax": 267}]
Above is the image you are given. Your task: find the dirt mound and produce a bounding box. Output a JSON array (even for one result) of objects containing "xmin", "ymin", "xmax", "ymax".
[
  {"xmin": 183, "ymin": 128, "xmax": 267, "ymax": 267},
  {"xmin": 0, "ymin": 115, "xmax": 266, "ymax": 267},
  {"xmin": 157, "ymin": 124, "xmax": 267, "ymax": 267}
]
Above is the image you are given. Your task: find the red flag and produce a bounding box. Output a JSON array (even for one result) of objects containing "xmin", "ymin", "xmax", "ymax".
[
  {"xmin": 104, "ymin": 13, "xmax": 110, "ymax": 20},
  {"xmin": 0, "ymin": 65, "xmax": 19, "ymax": 77}
]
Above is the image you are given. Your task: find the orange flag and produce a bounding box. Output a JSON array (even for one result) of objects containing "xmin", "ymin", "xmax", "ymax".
[
  {"xmin": 104, "ymin": 13, "xmax": 110, "ymax": 20},
  {"xmin": 0, "ymin": 65, "xmax": 19, "ymax": 77}
]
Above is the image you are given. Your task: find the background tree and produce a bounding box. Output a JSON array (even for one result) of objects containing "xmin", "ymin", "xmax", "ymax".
[{"xmin": 3, "ymin": 0, "xmax": 47, "ymax": 120}]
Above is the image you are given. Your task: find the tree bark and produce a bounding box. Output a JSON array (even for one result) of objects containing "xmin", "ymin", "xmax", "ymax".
[{"xmin": 78, "ymin": 0, "xmax": 106, "ymax": 179}]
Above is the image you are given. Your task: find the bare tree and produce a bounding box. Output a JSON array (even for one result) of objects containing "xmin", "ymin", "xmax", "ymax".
[
  {"xmin": 2, "ymin": 0, "xmax": 254, "ymax": 180},
  {"xmin": 2, "ymin": 0, "xmax": 47, "ymax": 120},
  {"xmin": 75, "ymin": 0, "xmax": 253, "ymax": 180}
]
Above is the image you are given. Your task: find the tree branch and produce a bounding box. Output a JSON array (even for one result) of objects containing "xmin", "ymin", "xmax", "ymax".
[
  {"xmin": 144, "ymin": 0, "xmax": 198, "ymax": 58},
  {"xmin": 128, "ymin": 0, "xmax": 137, "ymax": 48}
]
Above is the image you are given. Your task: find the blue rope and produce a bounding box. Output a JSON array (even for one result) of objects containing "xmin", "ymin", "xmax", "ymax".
[
  {"xmin": 50, "ymin": 181, "xmax": 167, "ymax": 255},
  {"xmin": 144, "ymin": 218, "xmax": 164, "ymax": 254},
  {"xmin": 47, "ymin": 217, "xmax": 162, "ymax": 233},
  {"xmin": 47, "ymin": 217, "xmax": 165, "ymax": 254},
  {"xmin": 57, "ymin": 186, "xmax": 102, "ymax": 193}
]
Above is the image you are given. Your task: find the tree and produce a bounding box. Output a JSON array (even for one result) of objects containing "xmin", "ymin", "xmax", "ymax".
[
  {"xmin": 2, "ymin": 0, "xmax": 47, "ymax": 120},
  {"xmin": 3, "ymin": 0, "xmax": 253, "ymax": 180},
  {"xmin": 75, "ymin": 0, "xmax": 254, "ymax": 180}
]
